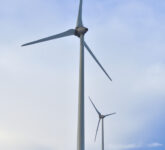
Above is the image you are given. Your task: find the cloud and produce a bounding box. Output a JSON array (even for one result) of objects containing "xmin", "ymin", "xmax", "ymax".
[
  {"xmin": 109, "ymin": 143, "xmax": 142, "ymax": 150},
  {"xmin": 147, "ymin": 142, "xmax": 163, "ymax": 148},
  {"xmin": 108, "ymin": 142, "xmax": 163, "ymax": 150}
]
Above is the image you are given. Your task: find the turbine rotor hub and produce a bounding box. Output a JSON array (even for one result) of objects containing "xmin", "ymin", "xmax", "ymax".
[
  {"xmin": 75, "ymin": 26, "xmax": 88, "ymax": 37},
  {"xmin": 100, "ymin": 115, "xmax": 105, "ymax": 118}
]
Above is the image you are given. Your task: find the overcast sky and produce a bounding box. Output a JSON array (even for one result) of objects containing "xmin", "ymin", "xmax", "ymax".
[{"xmin": 0, "ymin": 0, "xmax": 165, "ymax": 150}]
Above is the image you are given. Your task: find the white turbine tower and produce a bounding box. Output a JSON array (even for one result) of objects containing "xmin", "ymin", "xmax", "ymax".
[
  {"xmin": 89, "ymin": 97, "xmax": 116, "ymax": 150},
  {"xmin": 22, "ymin": 1, "xmax": 112, "ymax": 150}
]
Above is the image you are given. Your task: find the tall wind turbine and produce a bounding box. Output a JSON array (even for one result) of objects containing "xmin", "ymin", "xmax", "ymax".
[
  {"xmin": 89, "ymin": 97, "xmax": 116, "ymax": 150},
  {"xmin": 22, "ymin": 1, "xmax": 112, "ymax": 150}
]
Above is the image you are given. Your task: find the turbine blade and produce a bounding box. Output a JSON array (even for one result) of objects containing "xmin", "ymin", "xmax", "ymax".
[
  {"xmin": 22, "ymin": 29, "xmax": 75, "ymax": 47},
  {"xmin": 84, "ymin": 41, "xmax": 112, "ymax": 81},
  {"xmin": 76, "ymin": 0, "xmax": 83, "ymax": 27},
  {"xmin": 95, "ymin": 119, "xmax": 101, "ymax": 142},
  {"xmin": 89, "ymin": 97, "xmax": 101, "ymax": 115},
  {"xmin": 104, "ymin": 112, "xmax": 116, "ymax": 117}
]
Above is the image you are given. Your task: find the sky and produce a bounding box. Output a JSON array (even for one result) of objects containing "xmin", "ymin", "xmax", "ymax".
[{"xmin": 0, "ymin": 0, "xmax": 165, "ymax": 150}]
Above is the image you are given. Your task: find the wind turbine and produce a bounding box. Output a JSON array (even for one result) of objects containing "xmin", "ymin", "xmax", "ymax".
[
  {"xmin": 21, "ymin": 1, "xmax": 112, "ymax": 150},
  {"xmin": 89, "ymin": 97, "xmax": 116, "ymax": 150}
]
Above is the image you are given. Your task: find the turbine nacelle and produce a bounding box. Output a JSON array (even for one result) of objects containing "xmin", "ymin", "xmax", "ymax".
[
  {"xmin": 100, "ymin": 114, "xmax": 106, "ymax": 119},
  {"xmin": 75, "ymin": 26, "xmax": 88, "ymax": 37},
  {"xmin": 99, "ymin": 113, "xmax": 116, "ymax": 119}
]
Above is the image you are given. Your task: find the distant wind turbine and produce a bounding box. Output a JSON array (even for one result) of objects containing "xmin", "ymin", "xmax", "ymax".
[
  {"xmin": 22, "ymin": 1, "xmax": 112, "ymax": 150},
  {"xmin": 89, "ymin": 97, "xmax": 116, "ymax": 150}
]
